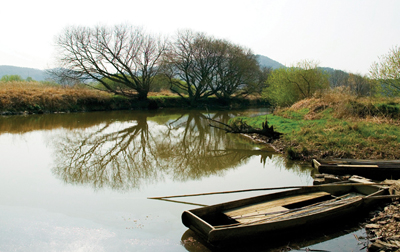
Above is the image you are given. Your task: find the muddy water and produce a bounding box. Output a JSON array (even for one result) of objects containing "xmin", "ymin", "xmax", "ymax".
[{"xmin": 0, "ymin": 109, "xmax": 367, "ymax": 251}]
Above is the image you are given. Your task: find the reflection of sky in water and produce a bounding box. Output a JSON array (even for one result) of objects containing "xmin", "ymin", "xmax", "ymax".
[{"xmin": 0, "ymin": 110, "xmax": 362, "ymax": 251}]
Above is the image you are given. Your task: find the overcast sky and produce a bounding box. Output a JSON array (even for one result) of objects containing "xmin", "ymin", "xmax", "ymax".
[{"xmin": 1, "ymin": 0, "xmax": 399, "ymax": 74}]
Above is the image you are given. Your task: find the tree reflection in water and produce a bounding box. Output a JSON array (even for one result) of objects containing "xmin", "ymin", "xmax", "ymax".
[
  {"xmin": 51, "ymin": 110, "xmax": 300, "ymax": 191},
  {"xmin": 52, "ymin": 112, "xmax": 160, "ymax": 190}
]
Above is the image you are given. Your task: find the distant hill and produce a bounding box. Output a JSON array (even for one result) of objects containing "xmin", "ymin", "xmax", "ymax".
[
  {"xmin": 319, "ymin": 67, "xmax": 336, "ymax": 74},
  {"xmin": 3, "ymin": 56, "xmax": 331, "ymax": 82},
  {"xmin": 0, "ymin": 65, "xmax": 50, "ymax": 81},
  {"xmin": 256, "ymin": 55, "xmax": 285, "ymax": 69}
]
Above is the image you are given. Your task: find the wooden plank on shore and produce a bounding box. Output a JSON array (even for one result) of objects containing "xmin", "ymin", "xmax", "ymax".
[
  {"xmin": 332, "ymin": 158, "xmax": 400, "ymax": 165},
  {"xmin": 337, "ymin": 164, "xmax": 379, "ymax": 168},
  {"xmin": 314, "ymin": 158, "xmax": 400, "ymax": 167}
]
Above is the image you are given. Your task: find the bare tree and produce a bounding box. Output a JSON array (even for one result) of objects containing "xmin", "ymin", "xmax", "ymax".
[
  {"xmin": 348, "ymin": 73, "xmax": 373, "ymax": 97},
  {"xmin": 164, "ymin": 30, "xmax": 261, "ymax": 105},
  {"xmin": 52, "ymin": 24, "xmax": 168, "ymax": 100},
  {"xmin": 212, "ymin": 42, "xmax": 260, "ymax": 101},
  {"xmin": 247, "ymin": 66, "xmax": 272, "ymax": 95},
  {"xmin": 164, "ymin": 30, "xmax": 218, "ymax": 106},
  {"xmin": 328, "ymin": 69, "xmax": 349, "ymax": 88}
]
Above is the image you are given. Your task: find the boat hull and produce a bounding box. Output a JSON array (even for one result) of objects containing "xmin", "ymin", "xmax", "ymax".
[
  {"xmin": 313, "ymin": 159, "xmax": 400, "ymax": 179},
  {"xmin": 182, "ymin": 183, "xmax": 385, "ymax": 247}
]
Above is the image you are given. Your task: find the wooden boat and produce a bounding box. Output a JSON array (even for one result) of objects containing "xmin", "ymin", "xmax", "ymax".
[
  {"xmin": 312, "ymin": 159, "xmax": 400, "ymax": 179},
  {"xmin": 181, "ymin": 182, "xmax": 387, "ymax": 247}
]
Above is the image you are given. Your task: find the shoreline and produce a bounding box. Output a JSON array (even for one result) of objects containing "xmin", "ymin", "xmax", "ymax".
[{"xmin": 244, "ymin": 132, "xmax": 400, "ymax": 251}]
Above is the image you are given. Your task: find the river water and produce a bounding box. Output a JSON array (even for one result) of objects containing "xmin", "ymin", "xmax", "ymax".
[{"xmin": 0, "ymin": 109, "xmax": 368, "ymax": 251}]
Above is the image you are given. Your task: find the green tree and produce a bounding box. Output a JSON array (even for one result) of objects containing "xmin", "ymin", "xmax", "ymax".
[
  {"xmin": 52, "ymin": 24, "xmax": 168, "ymax": 100},
  {"xmin": 263, "ymin": 60, "xmax": 329, "ymax": 106},
  {"xmin": 262, "ymin": 68, "xmax": 299, "ymax": 107},
  {"xmin": 369, "ymin": 45, "xmax": 400, "ymax": 96}
]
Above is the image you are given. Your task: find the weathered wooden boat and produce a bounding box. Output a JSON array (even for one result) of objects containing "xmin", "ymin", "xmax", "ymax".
[
  {"xmin": 181, "ymin": 182, "xmax": 387, "ymax": 247},
  {"xmin": 312, "ymin": 159, "xmax": 400, "ymax": 179}
]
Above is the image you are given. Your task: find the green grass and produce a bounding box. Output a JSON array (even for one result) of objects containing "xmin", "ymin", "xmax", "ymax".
[
  {"xmin": 280, "ymin": 108, "xmax": 310, "ymax": 120},
  {"xmin": 239, "ymin": 103, "xmax": 400, "ymax": 160}
]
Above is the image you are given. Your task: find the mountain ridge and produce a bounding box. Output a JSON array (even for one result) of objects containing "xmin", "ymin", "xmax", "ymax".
[
  {"xmin": 0, "ymin": 65, "xmax": 51, "ymax": 81},
  {"xmin": 255, "ymin": 54, "xmax": 285, "ymax": 69},
  {"xmin": 1, "ymin": 56, "xmax": 344, "ymax": 81}
]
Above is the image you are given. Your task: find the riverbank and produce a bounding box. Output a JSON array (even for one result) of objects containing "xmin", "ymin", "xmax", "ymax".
[
  {"xmin": 3, "ymin": 82, "xmax": 399, "ymax": 161},
  {"xmin": 240, "ymin": 90, "xmax": 400, "ymax": 251},
  {"xmin": 0, "ymin": 81, "xmax": 268, "ymax": 115},
  {"xmin": 240, "ymin": 90, "xmax": 400, "ymax": 161}
]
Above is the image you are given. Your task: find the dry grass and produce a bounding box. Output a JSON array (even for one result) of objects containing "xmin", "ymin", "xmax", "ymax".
[
  {"xmin": 0, "ymin": 81, "xmax": 265, "ymax": 113},
  {"xmin": 148, "ymin": 90, "xmax": 178, "ymax": 97},
  {"xmin": 278, "ymin": 87, "xmax": 400, "ymax": 124},
  {"xmin": 0, "ymin": 81, "xmax": 111, "ymax": 112}
]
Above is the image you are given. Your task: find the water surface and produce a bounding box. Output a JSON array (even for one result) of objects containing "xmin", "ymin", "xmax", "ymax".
[{"xmin": 0, "ymin": 109, "xmax": 367, "ymax": 251}]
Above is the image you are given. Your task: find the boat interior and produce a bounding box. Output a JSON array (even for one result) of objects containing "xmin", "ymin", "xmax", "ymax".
[{"xmin": 194, "ymin": 184, "xmax": 385, "ymax": 228}]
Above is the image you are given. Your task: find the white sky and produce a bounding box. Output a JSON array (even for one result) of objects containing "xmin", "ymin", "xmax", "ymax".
[{"xmin": 1, "ymin": 0, "xmax": 399, "ymax": 74}]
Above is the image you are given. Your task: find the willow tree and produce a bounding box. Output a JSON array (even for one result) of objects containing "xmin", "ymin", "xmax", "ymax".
[
  {"xmin": 263, "ymin": 60, "xmax": 329, "ymax": 107},
  {"xmin": 52, "ymin": 24, "xmax": 168, "ymax": 100},
  {"xmin": 369, "ymin": 45, "xmax": 400, "ymax": 96}
]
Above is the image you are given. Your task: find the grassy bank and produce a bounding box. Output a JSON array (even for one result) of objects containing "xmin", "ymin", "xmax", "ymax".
[
  {"xmin": 0, "ymin": 81, "xmax": 119, "ymax": 114},
  {"xmin": 239, "ymin": 89, "xmax": 400, "ymax": 161},
  {"xmin": 0, "ymin": 81, "xmax": 268, "ymax": 114}
]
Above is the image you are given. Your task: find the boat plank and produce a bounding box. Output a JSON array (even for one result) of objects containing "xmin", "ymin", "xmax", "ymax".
[
  {"xmin": 227, "ymin": 194, "xmax": 362, "ymax": 226},
  {"xmin": 230, "ymin": 206, "xmax": 288, "ymax": 224},
  {"xmin": 223, "ymin": 191, "xmax": 330, "ymax": 220}
]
